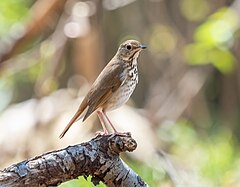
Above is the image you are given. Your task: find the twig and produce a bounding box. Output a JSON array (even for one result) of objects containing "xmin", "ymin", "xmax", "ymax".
[
  {"xmin": 0, "ymin": 133, "xmax": 149, "ymax": 187},
  {"xmin": 0, "ymin": 0, "xmax": 67, "ymax": 65}
]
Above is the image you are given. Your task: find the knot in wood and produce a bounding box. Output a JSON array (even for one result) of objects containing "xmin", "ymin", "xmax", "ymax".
[{"xmin": 108, "ymin": 133, "xmax": 137, "ymax": 154}]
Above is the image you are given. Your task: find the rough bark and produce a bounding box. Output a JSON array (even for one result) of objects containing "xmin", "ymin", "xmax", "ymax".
[{"xmin": 0, "ymin": 133, "xmax": 149, "ymax": 187}]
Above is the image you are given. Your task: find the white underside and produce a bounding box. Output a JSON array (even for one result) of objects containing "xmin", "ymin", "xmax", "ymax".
[{"xmin": 105, "ymin": 58, "xmax": 138, "ymax": 111}]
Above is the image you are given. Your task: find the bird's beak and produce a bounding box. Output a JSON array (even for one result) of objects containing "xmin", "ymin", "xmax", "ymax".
[{"xmin": 140, "ymin": 44, "xmax": 147, "ymax": 49}]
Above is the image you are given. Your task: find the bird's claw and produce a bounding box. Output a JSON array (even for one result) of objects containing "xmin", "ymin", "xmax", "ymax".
[{"xmin": 95, "ymin": 130, "xmax": 108, "ymax": 136}]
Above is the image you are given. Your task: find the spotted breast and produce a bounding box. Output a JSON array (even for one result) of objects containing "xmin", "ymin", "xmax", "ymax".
[{"xmin": 104, "ymin": 58, "xmax": 138, "ymax": 111}]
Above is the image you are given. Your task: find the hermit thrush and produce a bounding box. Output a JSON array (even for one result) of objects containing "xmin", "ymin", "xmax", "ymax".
[{"xmin": 59, "ymin": 40, "xmax": 146, "ymax": 138}]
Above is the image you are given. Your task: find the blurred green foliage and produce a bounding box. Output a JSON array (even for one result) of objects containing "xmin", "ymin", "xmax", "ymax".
[
  {"xmin": 0, "ymin": 0, "xmax": 32, "ymax": 110},
  {"xmin": 125, "ymin": 159, "xmax": 165, "ymax": 186},
  {"xmin": 0, "ymin": 0, "xmax": 30, "ymax": 36},
  {"xmin": 149, "ymin": 25, "xmax": 177, "ymax": 59},
  {"xmin": 184, "ymin": 8, "xmax": 238, "ymax": 74},
  {"xmin": 180, "ymin": 0, "xmax": 210, "ymax": 21},
  {"xmin": 1, "ymin": 0, "xmax": 240, "ymax": 186},
  {"xmin": 159, "ymin": 119, "xmax": 239, "ymax": 186},
  {"xmin": 59, "ymin": 177, "xmax": 105, "ymax": 187}
]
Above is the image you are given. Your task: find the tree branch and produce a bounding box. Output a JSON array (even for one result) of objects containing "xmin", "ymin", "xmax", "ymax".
[
  {"xmin": 0, "ymin": 133, "xmax": 149, "ymax": 187},
  {"xmin": 0, "ymin": 0, "xmax": 67, "ymax": 65}
]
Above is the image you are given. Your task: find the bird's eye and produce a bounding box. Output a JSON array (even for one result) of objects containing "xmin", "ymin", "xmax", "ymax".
[{"xmin": 126, "ymin": 44, "xmax": 132, "ymax": 50}]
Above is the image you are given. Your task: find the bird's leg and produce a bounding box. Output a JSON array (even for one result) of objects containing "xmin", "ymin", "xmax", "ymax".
[
  {"xmin": 102, "ymin": 111, "xmax": 131, "ymax": 137},
  {"xmin": 102, "ymin": 110, "xmax": 118, "ymax": 133},
  {"xmin": 96, "ymin": 111, "xmax": 108, "ymax": 135}
]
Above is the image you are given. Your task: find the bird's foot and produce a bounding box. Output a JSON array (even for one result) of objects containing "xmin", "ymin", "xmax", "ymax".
[{"xmin": 95, "ymin": 130, "xmax": 108, "ymax": 136}]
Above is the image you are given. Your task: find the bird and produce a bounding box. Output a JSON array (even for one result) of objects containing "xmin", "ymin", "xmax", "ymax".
[{"xmin": 59, "ymin": 39, "xmax": 146, "ymax": 138}]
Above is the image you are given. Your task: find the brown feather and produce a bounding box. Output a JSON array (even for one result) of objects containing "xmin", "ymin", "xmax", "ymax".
[
  {"xmin": 58, "ymin": 39, "xmax": 146, "ymax": 138},
  {"xmin": 83, "ymin": 90, "xmax": 112, "ymax": 121},
  {"xmin": 59, "ymin": 57, "xmax": 125, "ymax": 138},
  {"xmin": 59, "ymin": 97, "xmax": 88, "ymax": 138},
  {"xmin": 81, "ymin": 58, "xmax": 125, "ymax": 120}
]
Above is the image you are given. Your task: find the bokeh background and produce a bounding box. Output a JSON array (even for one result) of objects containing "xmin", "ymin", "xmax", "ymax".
[{"xmin": 0, "ymin": 0, "xmax": 240, "ymax": 186}]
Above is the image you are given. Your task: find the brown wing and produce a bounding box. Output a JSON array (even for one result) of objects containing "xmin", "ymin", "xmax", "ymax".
[
  {"xmin": 59, "ymin": 97, "xmax": 88, "ymax": 138},
  {"xmin": 59, "ymin": 59, "xmax": 125, "ymax": 138},
  {"xmin": 82, "ymin": 60, "xmax": 126, "ymax": 121}
]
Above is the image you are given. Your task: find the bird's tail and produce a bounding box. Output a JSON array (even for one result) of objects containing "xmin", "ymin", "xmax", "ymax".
[{"xmin": 59, "ymin": 99, "xmax": 87, "ymax": 138}]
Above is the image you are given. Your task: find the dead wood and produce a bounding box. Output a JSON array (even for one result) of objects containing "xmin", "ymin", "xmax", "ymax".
[{"xmin": 0, "ymin": 133, "xmax": 149, "ymax": 187}]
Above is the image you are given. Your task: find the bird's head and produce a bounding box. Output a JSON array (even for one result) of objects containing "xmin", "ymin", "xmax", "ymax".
[{"xmin": 117, "ymin": 40, "xmax": 146, "ymax": 61}]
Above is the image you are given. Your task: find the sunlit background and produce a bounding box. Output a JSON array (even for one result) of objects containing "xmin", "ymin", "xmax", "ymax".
[{"xmin": 0, "ymin": 0, "xmax": 240, "ymax": 186}]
